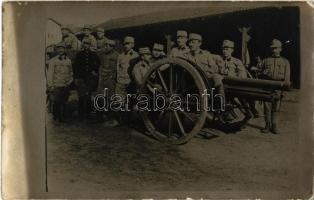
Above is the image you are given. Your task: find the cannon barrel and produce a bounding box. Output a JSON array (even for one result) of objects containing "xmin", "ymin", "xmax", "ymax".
[{"xmin": 223, "ymin": 77, "xmax": 291, "ymax": 91}]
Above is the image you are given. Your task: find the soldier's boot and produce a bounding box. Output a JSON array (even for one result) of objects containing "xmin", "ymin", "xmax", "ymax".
[
  {"xmin": 261, "ymin": 123, "xmax": 271, "ymax": 133},
  {"xmin": 271, "ymin": 124, "xmax": 279, "ymax": 134},
  {"xmin": 270, "ymin": 111, "xmax": 279, "ymax": 134}
]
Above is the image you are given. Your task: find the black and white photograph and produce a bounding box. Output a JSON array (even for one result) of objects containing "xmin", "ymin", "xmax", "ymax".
[{"xmin": 2, "ymin": 1, "xmax": 314, "ymax": 199}]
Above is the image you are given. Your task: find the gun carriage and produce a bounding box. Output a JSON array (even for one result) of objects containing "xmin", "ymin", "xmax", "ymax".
[{"xmin": 139, "ymin": 57, "xmax": 290, "ymax": 144}]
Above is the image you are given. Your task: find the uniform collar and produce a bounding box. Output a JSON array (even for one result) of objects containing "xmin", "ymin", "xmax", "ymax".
[
  {"xmin": 125, "ymin": 49, "xmax": 134, "ymax": 56},
  {"xmin": 224, "ymin": 56, "xmax": 232, "ymax": 61},
  {"xmin": 178, "ymin": 45, "xmax": 188, "ymax": 50}
]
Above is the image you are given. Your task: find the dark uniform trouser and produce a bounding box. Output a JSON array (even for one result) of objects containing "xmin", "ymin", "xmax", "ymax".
[
  {"xmin": 76, "ymin": 78, "xmax": 98, "ymax": 118},
  {"xmin": 96, "ymin": 77, "xmax": 116, "ymax": 120},
  {"xmin": 264, "ymin": 100, "xmax": 279, "ymax": 127},
  {"xmin": 51, "ymin": 86, "xmax": 70, "ymax": 120}
]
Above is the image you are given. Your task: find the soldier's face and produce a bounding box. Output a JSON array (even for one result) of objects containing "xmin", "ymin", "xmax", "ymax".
[
  {"xmin": 152, "ymin": 49, "xmax": 162, "ymax": 58},
  {"xmin": 222, "ymin": 47, "xmax": 233, "ymax": 58},
  {"xmin": 61, "ymin": 29, "xmax": 69, "ymax": 36},
  {"xmin": 97, "ymin": 32, "xmax": 104, "ymax": 39},
  {"xmin": 189, "ymin": 39, "xmax": 201, "ymax": 51},
  {"xmin": 83, "ymin": 29, "xmax": 91, "ymax": 36},
  {"xmin": 124, "ymin": 42, "xmax": 134, "ymax": 52},
  {"xmin": 177, "ymin": 36, "xmax": 187, "ymax": 47},
  {"xmin": 271, "ymin": 47, "xmax": 282, "ymax": 56}
]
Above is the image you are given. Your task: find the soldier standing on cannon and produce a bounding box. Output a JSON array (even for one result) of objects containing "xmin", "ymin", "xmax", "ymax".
[
  {"xmin": 260, "ymin": 39, "xmax": 290, "ymax": 134},
  {"xmin": 73, "ymin": 39, "xmax": 100, "ymax": 120},
  {"xmin": 170, "ymin": 30, "xmax": 190, "ymax": 58},
  {"xmin": 47, "ymin": 42, "xmax": 73, "ymax": 122},
  {"xmin": 220, "ymin": 39, "xmax": 253, "ymax": 127},
  {"xmin": 95, "ymin": 38, "xmax": 119, "ymax": 125}
]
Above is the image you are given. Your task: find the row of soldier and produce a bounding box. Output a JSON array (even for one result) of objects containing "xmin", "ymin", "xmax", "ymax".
[{"xmin": 46, "ymin": 26, "xmax": 290, "ymax": 134}]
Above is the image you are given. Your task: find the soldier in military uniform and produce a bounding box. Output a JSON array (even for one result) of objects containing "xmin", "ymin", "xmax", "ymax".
[
  {"xmin": 82, "ymin": 25, "xmax": 97, "ymax": 51},
  {"xmin": 260, "ymin": 39, "xmax": 290, "ymax": 134},
  {"xmin": 116, "ymin": 36, "xmax": 139, "ymax": 101},
  {"xmin": 96, "ymin": 27, "xmax": 108, "ymax": 51},
  {"xmin": 73, "ymin": 39, "xmax": 100, "ymax": 120},
  {"xmin": 220, "ymin": 40, "xmax": 253, "ymax": 126},
  {"xmin": 61, "ymin": 25, "xmax": 80, "ymax": 60},
  {"xmin": 132, "ymin": 47, "xmax": 153, "ymax": 86},
  {"xmin": 185, "ymin": 33, "xmax": 224, "ymax": 97},
  {"xmin": 47, "ymin": 42, "xmax": 73, "ymax": 122},
  {"xmin": 96, "ymin": 38, "xmax": 119, "ymax": 125},
  {"xmin": 170, "ymin": 30, "xmax": 190, "ymax": 58}
]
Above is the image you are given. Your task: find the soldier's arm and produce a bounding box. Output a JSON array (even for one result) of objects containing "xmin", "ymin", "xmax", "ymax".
[
  {"xmin": 236, "ymin": 59, "xmax": 247, "ymax": 78},
  {"xmin": 284, "ymin": 59, "xmax": 291, "ymax": 84},
  {"xmin": 207, "ymin": 53, "xmax": 219, "ymax": 73},
  {"xmin": 46, "ymin": 59, "xmax": 55, "ymax": 88},
  {"xmin": 132, "ymin": 66, "xmax": 142, "ymax": 85},
  {"xmin": 67, "ymin": 60, "xmax": 74, "ymax": 86}
]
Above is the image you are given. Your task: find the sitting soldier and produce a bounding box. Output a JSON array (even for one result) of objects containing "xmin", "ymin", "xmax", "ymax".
[
  {"xmin": 184, "ymin": 33, "xmax": 225, "ymax": 111},
  {"xmin": 220, "ymin": 39, "xmax": 253, "ymax": 127}
]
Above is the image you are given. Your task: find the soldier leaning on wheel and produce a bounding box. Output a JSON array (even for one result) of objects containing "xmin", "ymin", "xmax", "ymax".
[
  {"xmin": 47, "ymin": 42, "xmax": 73, "ymax": 123},
  {"xmin": 132, "ymin": 47, "xmax": 153, "ymax": 86},
  {"xmin": 260, "ymin": 39, "xmax": 291, "ymax": 134},
  {"xmin": 220, "ymin": 39, "xmax": 253, "ymax": 127},
  {"xmin": 184, "ymin": 33, "xmax": 225, "ymax": 97},
  {"xmin": 170, "ymin": 30, "xmax": 190, "ymax": 59}
]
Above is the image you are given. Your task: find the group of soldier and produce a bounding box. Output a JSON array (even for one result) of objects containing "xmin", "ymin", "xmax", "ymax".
[{"xmin": 46, "ymin": 25, "xmax": 290, "ymax": 134}]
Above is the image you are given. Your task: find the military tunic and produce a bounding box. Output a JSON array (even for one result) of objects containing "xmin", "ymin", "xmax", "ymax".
[
  {"xmin": 261, "ymin": 56, "xmax": 291, "ymax": 127},
  {"xmin": 221, "ymin": 57, "xmax": 247, "ymax": 78},
  {"xmin": 170, "ymin": 46, "xmax": 190, "ymax": 59},
  {"xmin": 115, "ymin": 49, "xmax": 139, "ymax": 102},
  {"xmin": 98, "ymin": 50, "xmax": 119, "ymax": 94},
  {"xmin": 261, "ymin": 56, "xmax": 290, "ymax": 84},
  {"xmin": 47, "ymin": 55, "xmax": 73, "ymax": 88},
  {"xmin": 132, "ymin": 60, "xmax": 151, "ymax": 86},
  {"xmin": 116, "ymin": 49, "xmax": 139, "ymax": 85},
  {"xmin": 185, "ymin": 49, "xmax": 219, "ymax": 77},
  {"xmin": 82, "ymin": 34, "xmax": 97, "ymax": 51},
  {"xmin": 96, "ymin": 37, "xmax": 109, "ymax": 51}
]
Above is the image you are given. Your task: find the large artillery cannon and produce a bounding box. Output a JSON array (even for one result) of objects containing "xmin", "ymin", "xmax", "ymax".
[{"xmin": 139, "ymin": 57, "xmax": 290, "ymax": 144}]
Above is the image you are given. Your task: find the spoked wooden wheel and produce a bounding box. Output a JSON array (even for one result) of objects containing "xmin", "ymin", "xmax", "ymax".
[{"xmin": 139, "ymin": 58, "xmax": 208, "ymax": 144}]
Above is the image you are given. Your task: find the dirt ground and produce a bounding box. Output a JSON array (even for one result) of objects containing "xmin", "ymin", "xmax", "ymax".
[{"xmin": 47, "ymin": 90, "xmax": 301, "ymax": 198}]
